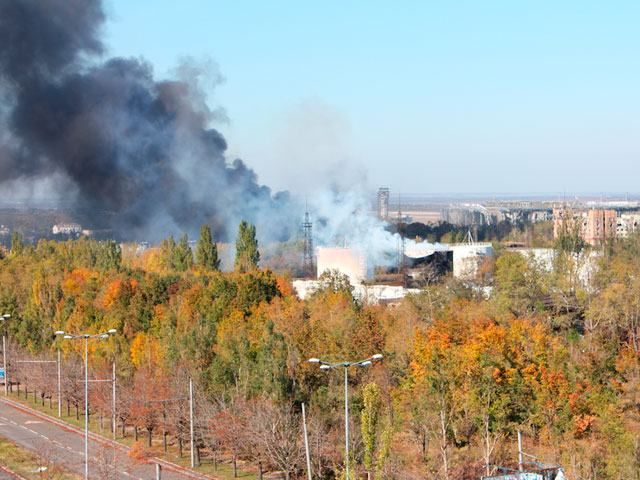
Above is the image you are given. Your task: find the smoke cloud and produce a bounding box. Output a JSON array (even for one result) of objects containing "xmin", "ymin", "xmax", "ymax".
[
  {"xmin": 0, "ymin": 0, "xmax": 434, "ymax": 270},
  {"xmin": 0, "ymin": 0, "xmax": 297, "ymax": 242}
]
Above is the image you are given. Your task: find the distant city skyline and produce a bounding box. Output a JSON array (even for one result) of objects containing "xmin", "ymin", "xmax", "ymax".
[{"xmin": 106, "ymin": 1, "xmax": 640, "ymax": 195}]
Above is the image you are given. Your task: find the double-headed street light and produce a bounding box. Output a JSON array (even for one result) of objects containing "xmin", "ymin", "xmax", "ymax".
[
  {"xmin": 1, "ymin": 313, "xmax": 10, "ymax": 396},
  {"xmin": 55, "ymin": 329, "xmax": 117, "ymax": 480},
  {"xmin": 308, "ymin": 354, "xmax": 383, "ymax": 480}
]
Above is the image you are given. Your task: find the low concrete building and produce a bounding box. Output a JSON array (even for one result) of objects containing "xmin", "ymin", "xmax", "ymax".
[
  {"xmin": 450, "ymin": 243, "xmax": 494, "ymax": 280},
  {"xmin": 292, "ymin": 279, "xmax": 419, "ymax": 305}
]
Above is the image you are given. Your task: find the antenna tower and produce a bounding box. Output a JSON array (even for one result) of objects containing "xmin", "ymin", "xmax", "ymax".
[
  {"xmin": 302, "ymin": 207, "xmax": 314, "ymax": 277},
  {"xmin": 397, "ymin": 194, "xmax": 406, "ymax": 273}
]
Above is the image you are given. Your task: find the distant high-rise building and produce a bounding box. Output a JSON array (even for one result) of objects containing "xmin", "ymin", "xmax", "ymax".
[
  {"xmin": 584, "ymin": 209, "xmax": 617, "ymax": 246},
  {"xmin": 377, "ymin": 187, "xmax": 390, "ymax": 220},
  {"xmin": 553, "ymin": 207, "xmax": 617, "ymax": 246}
]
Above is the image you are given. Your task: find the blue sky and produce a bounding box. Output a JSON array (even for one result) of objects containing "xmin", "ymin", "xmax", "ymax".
[{"xmin": 105, "ymin": 1, "xmax": 640, "ymax": 195}]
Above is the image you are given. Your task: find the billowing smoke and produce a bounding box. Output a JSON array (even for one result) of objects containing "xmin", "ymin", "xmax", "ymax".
[
  {"xmin": 309, "ymin": 184, "xmax": 447, "ymax": 269},
  {"xmin": 0, "ymin": 0, "xmax": 298, "ymax": 242}
]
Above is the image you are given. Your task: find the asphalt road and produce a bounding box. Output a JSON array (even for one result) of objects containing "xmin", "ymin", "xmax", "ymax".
[
  {"xmin": 0, "ymin": 466, "xmax": 23, "ymax": 480},
  {"xmin": 0, "ymin": 398, "xmax": 210, "ymax": 480}
]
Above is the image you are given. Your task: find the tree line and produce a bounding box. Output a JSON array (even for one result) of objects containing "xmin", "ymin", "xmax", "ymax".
[{"xmin": 0, "ymin": 223, "xmax": 639, "ymax": 479}]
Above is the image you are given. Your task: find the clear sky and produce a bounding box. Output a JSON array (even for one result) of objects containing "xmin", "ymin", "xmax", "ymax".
[{"xmin": 104, "ymin": 1, "xmax": 640, "ymax": 196}]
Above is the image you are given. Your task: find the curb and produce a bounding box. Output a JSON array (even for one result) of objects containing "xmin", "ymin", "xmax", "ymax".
[
  {"xmin": 0, "ymin": 464, "xmax": 28, "ymax": 480},
  {"xmin": 0, "ymin": 397, "xmax": 215, "ymax": 480}
]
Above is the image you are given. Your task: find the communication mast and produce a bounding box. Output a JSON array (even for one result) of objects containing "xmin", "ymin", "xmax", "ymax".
[
  {"xmin": 302, "ymin": 208, "xmax": 315, "ymax": 277},
  {"xmin": 397, "ymin": 194, "xmax": 406, "ymax": 274}
]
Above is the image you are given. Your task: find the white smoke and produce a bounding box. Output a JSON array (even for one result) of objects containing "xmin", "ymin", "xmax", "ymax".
[{"xmin": 308, "ymin": 184, "xmax": 447, "ymax": 269}]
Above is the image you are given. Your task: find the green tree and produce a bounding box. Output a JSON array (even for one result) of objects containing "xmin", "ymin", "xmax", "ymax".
[
  {"xmin": 160, "ymin": 235, "xmax": 176, "ymax": 269},
  {"xmin": 173, "ymin": 234, "xmax": 193, "ymax": 272},
  {"xmin": 493, "ymin": 252, "xmax": 547, "ymax": 316},
  {"xmin": 554, "ymin": 217, "xmax": 586, "ymax": 254},
  {"xmin": 195, "ymin": 224, "xmax": 220, "ymax": 271},
  {"xmin": 361, "ymin": 382, "xmax": 382, "ymax": 476},
  {"xmin": 234, "ymin": 221, "xmax": 260, "ymax": 272},
  {"xmin": 97, "ymin": 240, "xmax": 122, "ymax": 271}
]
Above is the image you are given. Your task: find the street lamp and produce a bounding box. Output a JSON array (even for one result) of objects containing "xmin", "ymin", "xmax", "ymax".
[
  {"xmin": 1, "ymin": 313, "xmax": 10, "ymax": 396},
  {"xmin": 308, "ymin": 354, "xmax": 383, "ymax": 480},
  {"xmin": 56, "ymin": 329, "xmax": 117, "ymax": 480}
]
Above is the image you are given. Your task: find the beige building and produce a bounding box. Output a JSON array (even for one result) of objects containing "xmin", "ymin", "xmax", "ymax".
[
  {"xmin": 584, "ymin": 209, "xmax": 617, "ymax": 245},
  {"xmin": 553, "ymin": 207, "xmax": 617, "ymax": 246}
]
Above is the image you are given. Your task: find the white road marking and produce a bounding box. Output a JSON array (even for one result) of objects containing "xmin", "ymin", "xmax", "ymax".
[{"xmin": 24, "ymin": 420, "xmax": 43, "ymax": 425}]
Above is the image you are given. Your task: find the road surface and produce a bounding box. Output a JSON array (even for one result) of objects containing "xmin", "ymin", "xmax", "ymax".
[
  {"xmin": 0, "ymin": 398, "xmax": 211, "ymax": 480},
  {"xmin": 0, "ymin": 466, "xmax": 24, "ymax": 479}
]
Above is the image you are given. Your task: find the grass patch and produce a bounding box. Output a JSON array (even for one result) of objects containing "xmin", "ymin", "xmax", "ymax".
[{"xmin": 0, "ymin": 434, "xmax": 80, "ymax": 479}]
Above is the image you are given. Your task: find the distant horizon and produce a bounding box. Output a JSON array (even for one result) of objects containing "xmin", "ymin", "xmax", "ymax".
[{"xmin": 2, "ymin": 190, "xmax": 640, "ymax": 210}]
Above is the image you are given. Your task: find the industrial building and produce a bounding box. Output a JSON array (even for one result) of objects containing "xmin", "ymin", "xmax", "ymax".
[{"xmin": 314, "ymin": 240, "xmax": 493, "ymax": 287}]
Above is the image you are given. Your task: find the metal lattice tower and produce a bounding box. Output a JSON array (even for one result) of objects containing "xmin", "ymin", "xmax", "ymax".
[
  {"xmin": 397, "ymin": 194, "xmax": 406, "ymax": 273},
  {"xmin": 302, "ymin": 209, "xmax": 314, "ymax": 277}
]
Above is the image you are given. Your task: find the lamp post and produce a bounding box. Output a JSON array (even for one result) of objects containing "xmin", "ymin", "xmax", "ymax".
[
  {"xmin": 1, "ymin": 313, "xmax": 10, "ymax": 396},
  {"xmin": 55, "ymin": 329, "xmax": 117, "ymax": 480},
  {"xmin": 308, "ymin": 353, "xmax": 383, "ymax": 480}
]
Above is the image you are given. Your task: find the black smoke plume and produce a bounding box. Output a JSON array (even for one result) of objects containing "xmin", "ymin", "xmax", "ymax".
[{"xmin": 0, "ymin": 0, "xmax": 297, "ymax": 242}]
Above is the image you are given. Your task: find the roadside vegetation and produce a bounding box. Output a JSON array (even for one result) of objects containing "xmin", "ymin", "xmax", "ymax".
[{"xmin": 0, "ymin": 434, "xmax": 78, "ymax": 479}]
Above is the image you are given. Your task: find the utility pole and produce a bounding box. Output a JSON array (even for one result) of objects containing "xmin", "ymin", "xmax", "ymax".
[
  {"xmin": 57, "ymin": 350, "xmax": 61, "ymax": 417},
  {"xmin": 84, "ymin": 336, "xmax": 89, "ymax": 480},
  {"xmin": 2, "ymin": 333, "xmax": 7, "ymax": 396},
  {"xmin": 189, "ymin": 378, "xmax": 195, "ymax": 468},
  {"xmin": 2, "ymin": 313, "xmax": 10, "ymax": 396},
  {"xmin": 308, "ymin": 354, "xmax": 383, "ymax": 480},
  {"xmin": 112, "ymin": 361, "xmax": 116, "ymax": 440},
  {"xmin": 55, "ymin": 328, "xmax": 117, "ymax": 480},
  {"xmin": 344, "ymin": 367, "xmax": 349, "ymax": 480},
  {"xmin": 302, "ymin": 403, "xmax": 312, "ymax": 480},
  {"xmin": 518, "ymin": 430, "xmax": 524, "ymax": 472}
]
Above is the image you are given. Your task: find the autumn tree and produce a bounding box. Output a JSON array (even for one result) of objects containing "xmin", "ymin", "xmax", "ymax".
[
  {"xmin": 410, "ymin": 325, "xmax": 461, "ymax": 480},
  {"xmin": 249, "ymin": 398, "xmax": 304, "ymax": 480}
]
